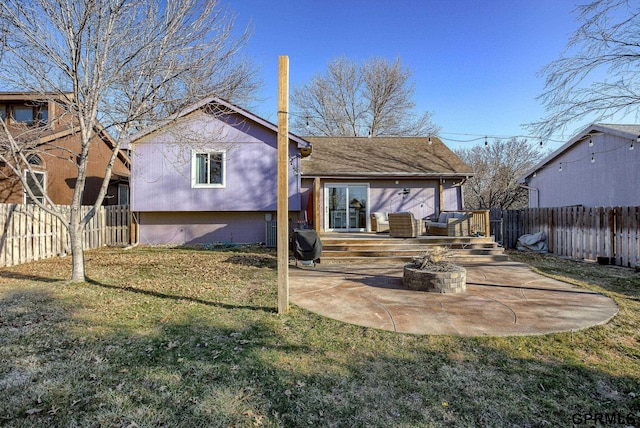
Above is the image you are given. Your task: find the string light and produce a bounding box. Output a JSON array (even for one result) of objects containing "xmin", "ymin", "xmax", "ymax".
[
  {"xmin": 290, "ymin": 111, "xmax": 635, "ymax": 161},
  {"xmin": 290, "ymin": 110, "xmax": 573, "ymax": 144},
  {"xmin": 526, "ymin": 134, "xmax": 638, "ymax": 178},
  {"xmin": 435, "ymin": 131, "xmax": 566, "ymax": 144}
]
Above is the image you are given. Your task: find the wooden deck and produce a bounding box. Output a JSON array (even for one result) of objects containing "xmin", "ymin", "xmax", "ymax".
[{"xmin": 317, "ymin": 232, "xmax": 506, "ymax": 263}]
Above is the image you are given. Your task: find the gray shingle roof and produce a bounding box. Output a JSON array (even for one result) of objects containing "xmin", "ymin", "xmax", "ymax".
[
  {"xmin": 595, "ymin": 123, "xmax": 640, "ymax": 137},
  {"xmin": 300, "ymin": 136, "xmax": 472, "ymax": 177}
]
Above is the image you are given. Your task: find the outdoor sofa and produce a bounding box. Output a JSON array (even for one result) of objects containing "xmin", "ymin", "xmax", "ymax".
[{"xmin": 424, "ymin": 211, "xmax": 472, "ymax": 236}]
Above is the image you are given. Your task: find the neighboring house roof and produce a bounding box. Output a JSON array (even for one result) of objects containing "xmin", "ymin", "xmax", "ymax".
[
  {"xmin": 36, "ymin": 124, "xmax": 130, "ymax": 171},
  {"xmin": 0, "ymin": 92, "xmax": 130, "ymax": 169},
  {"xmin": 123, "ymin": 96, "xmax": 310, "ymax": 149},
  {"xmin": 300, "ymin": 136, "xmax": 472, "ymax": 178},
  {"xmin": 518, "ymin": 123, "xmax": 640, "ymax": 183}
]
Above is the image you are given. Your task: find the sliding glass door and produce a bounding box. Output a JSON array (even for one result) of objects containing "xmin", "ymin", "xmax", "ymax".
[{"xmin": 325, "ymin": 184, "xmax": 368, "ymax": 231}]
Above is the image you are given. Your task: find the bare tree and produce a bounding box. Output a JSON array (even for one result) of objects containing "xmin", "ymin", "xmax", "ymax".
[
  {"xmin": 529, "ymin": 0, "xmax": 640, "ymax": 138},
  {"xmin": 456, "ymin": 139, "xmax": 544, "ymax": 210},
  {"xmin": 292, "ymin": 57, "xmax": 440, "ymax": 137},
  {"xmin": 0, "ymin": 0, "xmax": 259, "ymax": 281}
]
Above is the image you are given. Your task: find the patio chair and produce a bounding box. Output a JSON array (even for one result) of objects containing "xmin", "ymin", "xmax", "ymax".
[
  {"xmin": 388, "ymin": 212, "xmax": 421, "ymax": 238},
  {"xmin": 370, "ymin": 212, "xmax": 389, "ymax": 233},
  {"xmin": 424, "ymin": 211, "xmax": 472, "ymax": 236}
]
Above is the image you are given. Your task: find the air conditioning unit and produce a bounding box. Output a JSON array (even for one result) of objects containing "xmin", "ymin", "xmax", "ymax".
[{"xmin": 265, "ymin": 221, "xmax": 277, "ymax": 248}]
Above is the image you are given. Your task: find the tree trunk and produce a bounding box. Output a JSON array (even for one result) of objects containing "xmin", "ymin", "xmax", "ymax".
[{"xmin": 69, "ymin": 206, "xmax": 85, "ymax": 282}]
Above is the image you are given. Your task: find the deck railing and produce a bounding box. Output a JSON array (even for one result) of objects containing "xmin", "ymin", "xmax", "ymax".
[{"xmin": 442, "ymin": 210, "xmax": 490, "ymax": 236}]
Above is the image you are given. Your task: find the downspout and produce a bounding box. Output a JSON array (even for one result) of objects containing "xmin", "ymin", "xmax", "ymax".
[
  {"xmin": 313, "ymin": 177, "xmax": 321, "ymax": 234},
  {"xmin": 438, "ymin": 178, "xmax": 444, "ymax": 213},
  {"xmin": 519, "ymin": 184, "xmax": 539, "ymax": 208},
  {"xmin": 455, "ymin": 177, "xmax": 468, "ymax": 209}
]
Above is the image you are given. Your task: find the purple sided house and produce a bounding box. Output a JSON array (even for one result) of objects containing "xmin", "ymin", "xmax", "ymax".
[
  {"xmin": 128, "ymin": 97, "xmax": 310, "ymax": 244},
  {"xmin": 128, "ymin": 97, "xmax": 472, "ymax": 245},
  {"xmin": 518, "ymin": 123, "xmax": 640, "ymax": 208}
]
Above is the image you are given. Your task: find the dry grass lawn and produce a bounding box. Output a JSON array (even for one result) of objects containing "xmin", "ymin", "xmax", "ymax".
[{"xmin": 0, "ymin": 246, "xmax": 639, "ymax": 427}]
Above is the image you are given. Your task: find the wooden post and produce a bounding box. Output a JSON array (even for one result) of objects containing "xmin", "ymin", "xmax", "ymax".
[
  {"xmin": 438, "ymin": 178, "xmax": 444, "ymax": 213},
  {"xmin": 609, "ymin": 207, "xmax": 616, "ymax": 262},
  {"xmin": 130, "ymin": 210, "xmax": 138, "ymax": 246},
  {"xmin": 314, "ymin": 177, "xmax": 321, "ymax": 234},
  {"xmin": 277, "ymin": 56, "xmax": 289, "ymax": 314},
  {"xmin": 101, "ymin": 206, "xmax": 107, "ymax": 247},
  {"xmin": 548, "ymin": 208, "xmax": 554, "ymax": 253},
  {"xmin": 483, "ymin": 210, "xmax": 490, "ymax": 238}
]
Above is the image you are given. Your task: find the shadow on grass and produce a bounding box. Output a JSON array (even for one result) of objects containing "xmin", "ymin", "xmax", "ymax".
[
  {"xmin": 85, "ymin": 276, "xmax": 276, "ymax": 314},
  {"xmin": 223, "ymin": 254, "xmax": 277, "ymax": 269},
  {"xmin": 0, "ymin": 270, "xmax": 63, "ymax": 283},
  {"xmin": 137, "ymin": 245, "xmax": 279, "ymax": 269}
]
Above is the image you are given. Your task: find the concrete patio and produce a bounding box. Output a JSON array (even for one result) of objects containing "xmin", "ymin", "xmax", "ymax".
[{"xmin": 289, "ymin": 260, "xmax": 619, "ymax": 336}]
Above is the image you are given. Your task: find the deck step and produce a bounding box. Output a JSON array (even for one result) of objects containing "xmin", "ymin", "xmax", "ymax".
[
  {"xmin": 316, "ymin": 233, "xmax": 506, "ymax": 263},
  {"xmin": 318, "ymin": 254, "xmax": 510, "ymax": 263},
  {"xmin": 321, "ymin": 237, "xmax": 495, "ymax": 246},
  {"xmin": 322, "ymin": 248, "xmax": 505, "ymax": 258},
  {"xmin": 323, "ymin": 243, "xmax": 501, "ymax": 251}
]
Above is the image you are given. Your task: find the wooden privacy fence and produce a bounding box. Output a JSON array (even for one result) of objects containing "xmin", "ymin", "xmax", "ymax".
[
  {"xmin": 0, "ymin": 203, "xmax": 130, "ymax": 267},
  {"xmin": 503, "ymin": 206, "xmax": 640, "ymax": 268}
]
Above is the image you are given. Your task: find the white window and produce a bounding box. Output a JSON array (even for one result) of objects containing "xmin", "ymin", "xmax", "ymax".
[
  {"xmin": 24, "ymin": 154, "xmax": 46, "ymax": 204},
  {"xmin": 24, "ymin": 170, "xmax": 46, "ymax": 204},
  {"xmin": 192, "ymin": 151, "xmax": 225, "ymax": 188}
]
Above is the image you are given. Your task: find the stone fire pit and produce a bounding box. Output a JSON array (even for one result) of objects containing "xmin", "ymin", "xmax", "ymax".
[{"xmin": 403, "ymin": 264, "xmax": 467, "ymax": 293}]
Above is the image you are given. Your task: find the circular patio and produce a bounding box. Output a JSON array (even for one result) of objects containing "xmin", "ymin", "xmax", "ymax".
[{"xmin": 289, "ymin": 260, "xmax": 618, "ymax": 336}]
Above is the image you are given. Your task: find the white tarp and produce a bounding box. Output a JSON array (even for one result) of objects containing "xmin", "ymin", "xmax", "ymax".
[{"xmin": 517, "ymin": 231, "xmax": 548, "ymax": 253}]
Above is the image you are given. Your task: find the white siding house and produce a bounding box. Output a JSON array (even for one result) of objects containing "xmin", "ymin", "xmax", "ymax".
[{"xmin": 518, "ymin": 124, "xmax": 640, "ymax": 208}]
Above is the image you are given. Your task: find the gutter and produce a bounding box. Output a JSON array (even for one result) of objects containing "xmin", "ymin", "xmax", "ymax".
[{"xmin": 300, "ymin": 173, "xmax": 472, "ymax": 179}]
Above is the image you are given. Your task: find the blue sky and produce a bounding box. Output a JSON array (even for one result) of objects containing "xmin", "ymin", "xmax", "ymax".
[{"xmin": 224, "ymin": 0, "xmax": 589, "ymax": 150}]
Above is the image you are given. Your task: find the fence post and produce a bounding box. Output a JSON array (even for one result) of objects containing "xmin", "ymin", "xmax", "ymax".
[
  {"xmin": 547, "ymin": 208, "xmax": 554, "ymax": 253},
  {"xmin": 609, "ymin": 207, "xmax": 616, "ymax": 264}
]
